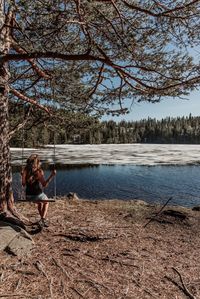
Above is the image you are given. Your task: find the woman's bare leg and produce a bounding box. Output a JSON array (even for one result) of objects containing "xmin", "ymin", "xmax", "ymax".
[
  {"xmin": 37, "ymin": 203, "xmax": 42, "ymax": 217},
  {"xmin": 41, "ymin": 202, "xmax": 49, "ymax": 219}
]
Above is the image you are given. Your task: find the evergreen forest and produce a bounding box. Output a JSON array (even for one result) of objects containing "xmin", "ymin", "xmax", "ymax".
[{"xmin": 10, "ymin": 104, "xmax": 200, "ymax": 146}]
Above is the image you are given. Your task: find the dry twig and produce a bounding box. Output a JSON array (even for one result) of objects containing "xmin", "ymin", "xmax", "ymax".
[
  {"xmin": 102, "ymin": 256, "xmax": 138, "ymax": 268},
  {"xmin": 172, "ymin": 267, "xmax": 196, "ymax": 299},
  {"xmin": 34, "ymin": 260, "xmax": 53, "ymax": 299},
  {"xmin": 0, "ymin": 294, "xmax": 35, "ymax": 298},
  {"xmin": 143, "ymin": 197, "xmax": 172, "ymax": 228},
  {"xmin": 70, "ymin": 286, "xmax": 84, "ymax": 298},
  {"xmin": 15, "ymin": 278, "xmax": 22, "ymax": 291},
  {"xmin": 52, "ymin": 257, "xmax": 71, "ymax": 280}
]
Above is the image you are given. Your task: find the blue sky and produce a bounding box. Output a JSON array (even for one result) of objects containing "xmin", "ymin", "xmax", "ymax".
[
  {"xmin": 102, "ymin": 89, "xmax": 200, "ymax": 122},
  {"xmin": 102, "ymin": 44, "xmax": 200, "ymax": 123}
]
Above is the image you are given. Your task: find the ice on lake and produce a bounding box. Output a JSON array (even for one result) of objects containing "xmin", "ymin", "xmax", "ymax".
[
  {"xmin": 11, "ymin": 143, "xmax": 200, "ymax": 166},
  {"xmin": 11, "ymin": 144, "xmax": 200, "ymax": 207}
]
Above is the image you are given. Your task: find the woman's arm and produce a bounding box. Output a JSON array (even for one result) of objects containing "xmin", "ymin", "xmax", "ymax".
[
  {"xmin": 21, "ymin": 168, "xmax": 27, "ymax": 187},
  {"xmin": 37, "ymin": 169, "xmax": 56, "ymax": 188}
]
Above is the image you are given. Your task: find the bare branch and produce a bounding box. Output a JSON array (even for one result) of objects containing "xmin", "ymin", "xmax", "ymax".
[
  {"xmin": 121, "ymin": 0, "xmax": 200, "ymax": 18},
  {"xmin": 10, "ymin": 88, "xmax": 51, "ymax": 114},
  {"xmin": 3, "ymin": 51, "xmax": 99, "ymax": 63},
  {"xmin": 87, "ymin": 63, "xmax": 104, "ymax": 98},
  {"xmin": 110, "ymin": 0, "xmax": 124, "ymax": 32},
  {"xmin": 11, "ymin": 43, "xmax": 51, "ymax": 79},
  {"xmin": 156, "ymin": 0, "xmax": 200, "ymax": 16}
]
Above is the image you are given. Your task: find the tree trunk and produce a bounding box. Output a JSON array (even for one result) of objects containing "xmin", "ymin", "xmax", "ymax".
[
  {"xmin": 0, "ymin": 2, "xmax": 14, "ymax": 213},
  {"xmin": 0, "ymin": 77, "xmax": 13, "ymax": 213}
]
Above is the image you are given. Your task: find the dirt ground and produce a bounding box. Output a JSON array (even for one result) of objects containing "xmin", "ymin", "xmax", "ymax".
[{"xmin": 0, "ymin": 197, "xmax": 200, "ymax": 299}]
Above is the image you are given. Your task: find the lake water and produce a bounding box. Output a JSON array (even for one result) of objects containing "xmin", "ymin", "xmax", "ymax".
[{"xmin": 11, "ymin": 144, "xmax": 200, "ymax": 207}]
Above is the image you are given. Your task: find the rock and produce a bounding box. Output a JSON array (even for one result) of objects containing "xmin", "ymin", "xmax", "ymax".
[
  {"xmin": 6, "ymin": 233, "xmax": 34, "ymax": 257},
  {"xmin": 0, "ymin": 220, "xmax": 34, "ymax": 257},
  {"xmin": 134, "ymin": 200, "xmax": 148, "ymax": 206},
  {"xmin": 0, "ymin": 222, "xmax": 18, "ymax": 251},
  {"xmin": 67, "ymin": 192, "xmax": 79, "ymax": 201}
]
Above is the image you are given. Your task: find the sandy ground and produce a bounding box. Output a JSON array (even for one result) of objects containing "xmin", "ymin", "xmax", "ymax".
[{"xmin": 0, "ymin": 198, "xmax": 200, "ymax": 299}]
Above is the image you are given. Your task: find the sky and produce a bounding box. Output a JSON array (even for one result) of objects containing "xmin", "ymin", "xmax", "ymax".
[{"xmin": 102, "ymin": 89, "xmax": 200, "ymax": 122}]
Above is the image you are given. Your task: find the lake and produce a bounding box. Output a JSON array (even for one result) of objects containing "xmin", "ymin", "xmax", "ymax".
[{"xmin": 11, "ymin": 144, "xmax": 200, "ymax": 207}]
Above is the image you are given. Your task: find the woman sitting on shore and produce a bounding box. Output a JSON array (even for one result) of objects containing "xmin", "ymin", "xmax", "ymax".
[{"xmin": 21, "ymin": 154, "xmax": 56, "ymax": 227}]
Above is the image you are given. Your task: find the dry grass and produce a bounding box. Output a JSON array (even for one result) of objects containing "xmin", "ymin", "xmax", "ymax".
[{"xmin": 0, "ymin": 198, "xmax": 200, "ymax": 299}]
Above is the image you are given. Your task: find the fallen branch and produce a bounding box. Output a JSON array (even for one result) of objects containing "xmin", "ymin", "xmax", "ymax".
[
  {"xmin": 34, "ymin": 260, "xmax": 48, "ymax": 278},
  {"xmin": 143, "ymin": 197, "xmax": 173, "ymax": 228},
  {"xmin": 60, "ymin": 279, "xmax": 66, "ymax": 298},
  {"xmin": 15, "ymin": 278, "xmax": 22, "ymax": 291},
  {"xmin": 55, "ymin": 232, "xmax": 111, "ymax": 242},
  {"xmin": 34, "ymin": 261, "xmax": 53, "ymax": 299},
  {"xmin": 77, "ymin": 279, "xmax": 103, "ymax": 294},
  {"xmin": 0, "ymin": 294, "xmax": 35, "ymax": 298},
  {"xmin": 143, "ymin": 288, "xmax": 157, "ymax": 298},
  {"xmin": 172, "ymin": 267, "xmax": 196, "ymax": 299},
  {"xmin": 52, "ymin": 258, "xmax": 71, "ymax": 280},
  {"xmin": 101, "ymin": 256, "xmax": 138, "ymax": 268},
  {"xmin": 70, "ymin": 287, "xmax": 84, "ymax": 298},
  {"xmin": 49, "ymin": 277, "xmax": 54, "ymax": 299}
]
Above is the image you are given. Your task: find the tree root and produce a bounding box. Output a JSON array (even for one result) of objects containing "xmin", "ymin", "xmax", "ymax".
[
  {"xmin": 34, "ymin": 260, "xmax": 53, "ymax": 298},
  {"xmin": 52, "ymin": 258, "xmax": 71, "ymax": 280}
]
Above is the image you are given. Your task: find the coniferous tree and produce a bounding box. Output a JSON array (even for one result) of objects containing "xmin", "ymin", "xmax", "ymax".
[{"xmin": 1, "ymin": 0, "xmax": 200, "ymax": 212}]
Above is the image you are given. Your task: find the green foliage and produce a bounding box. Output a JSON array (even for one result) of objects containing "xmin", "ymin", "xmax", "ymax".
[
  {"xmin": 95, "ymin": 116, "xmax": 200, "ymax": 144},
  {"xmin": 10, "ymin": 104, "xmax": 200, "ymax": 146},
  {"xmin": 6, "ymin": 0, "xmax": 200, "ymax": 116},
  {"xmin": 4, "ymin": 1, "xmax": 200, "ymax": 146},
  {"xmin": 9, "ymin": 101, "xmax": 100, "ymax": 147}
]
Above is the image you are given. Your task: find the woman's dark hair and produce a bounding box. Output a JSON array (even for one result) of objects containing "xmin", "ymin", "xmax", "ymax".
[{"xmin": 25, "ymin": 154, "xmax": 41, "ymax": 183}]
